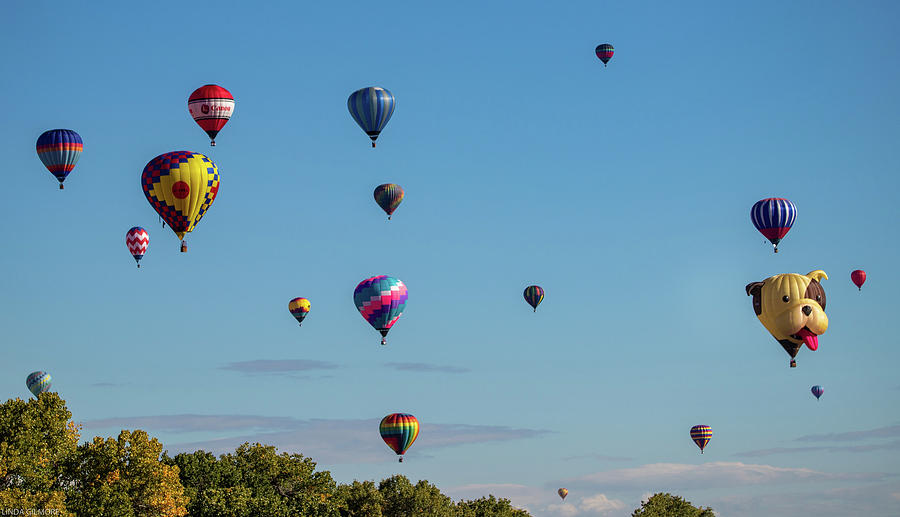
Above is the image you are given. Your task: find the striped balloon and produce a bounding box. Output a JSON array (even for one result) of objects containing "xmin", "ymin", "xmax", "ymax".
[
  {"xmin": 288, "ymin": 297, "xmax": 311, "ymax": 326},
  {"xmin": 26, "ymin": 371, "xmax": 52, "ymax": 398},
  {"xmin": 690, "ymin": 425, "xmax": 712, "ymax": 453},
  {"xmin": 374, "ymin": 184, "xmax": 404, "ymax": 219},
  {"xmin": 188, "ymin": 85, "xmax": 235, "ymax": 146},
  {"xmin": 348, "ymin": 87, "xmax": 395, "ymax": 147},
  {"xmin": 811, "ymin": 385, "xmax": 824, "ymax": 400},
  {"xmin": 524, "ymin": 285, "xmax": 544, "ymax": 312},
  {"xmin": 125, "ymin": 227, "xmax": 149, "ymax": 268},
  {"xmin": 379, "ymin": 413, "xmax": 419, "ymax": 462},
  {"xmin": 36, "ymin": 129, "xmax": 82, "ymax": 189},
  {"xmin": 750, "ymin": 198, "xmax": 796, "ymax": 253},
  {"xmin": 141, "ymin": 151, "xmax": 220, "ymax": 252},
  {"xmin": 354, "ymin": 275, "xmax": 408, "ymax": 345},
  {"xmin": 595, "ymin": 43, "xmax": 614, "ymax": 66}
]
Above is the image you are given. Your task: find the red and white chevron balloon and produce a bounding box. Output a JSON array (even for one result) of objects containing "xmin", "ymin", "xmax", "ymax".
[{"xmin": 125, "ymin": 227, "xmax": 149, "ymax": 268}]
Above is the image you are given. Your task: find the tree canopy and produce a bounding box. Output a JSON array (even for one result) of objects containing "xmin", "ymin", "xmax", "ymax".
[{"xmin": 632, "ymin": 492, "xmax": 715, "ymax": 517}]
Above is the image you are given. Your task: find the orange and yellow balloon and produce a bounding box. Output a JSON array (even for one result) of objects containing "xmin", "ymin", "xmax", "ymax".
[
  {"xmin": 141, "ymin": 151, "xmax": 220, "ymax": 252},
  {"xmin": 288, "ymin": 297, "xmax": 311, "ymax": 326}
]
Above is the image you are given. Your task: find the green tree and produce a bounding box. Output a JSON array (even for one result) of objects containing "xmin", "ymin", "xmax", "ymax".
[
  {"xmin": 335, "ymin": 480, "xmax": 383, "ymax": 517},
  {"xmin": 455, "ymin": 494, "xmax": 531, "ymax": 517},
  {"xmin": 455, "ymin": 494, "xmax": 531, "ymax": 516},
  {"xmin": 631, "ymin": 492, "xmax": 715, "ymax": 517},
  {"xmin": 378, "ymin": 475, "xmax": 455, "ymax": 517},
  {"xmin": 167, "ymin": 442, "xmax": 340, "ymax": 517},
  {"xmin": 0, "ymin": 393, "xmax": 79, "ymax": 516},
  {"xmin": 65, "ymin": 429, "xmax": 189, "ymax": 517}
]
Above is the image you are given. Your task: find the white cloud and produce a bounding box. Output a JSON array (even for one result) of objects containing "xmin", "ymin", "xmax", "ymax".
[
  {"xmin": 565, "ymin": 462, "xmax": 886, "ymax": 491},
  {"xmin": 579, "ymin": 493, "xmax": 626, "ymax": 515},
  {"xmin": 544, "ymin": 502, "xmax": 579, "ymax": 516}
]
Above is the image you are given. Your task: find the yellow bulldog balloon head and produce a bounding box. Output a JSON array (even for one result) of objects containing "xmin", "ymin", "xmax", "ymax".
[{"xmin": 745, "ymin": 270, "xmax": 828, "ymax": 368}]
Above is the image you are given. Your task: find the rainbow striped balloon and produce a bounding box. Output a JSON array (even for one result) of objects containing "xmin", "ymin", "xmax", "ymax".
[
  {"xmin": 354, "ymin": 276, "xmax": 408, "ymax": 345},
  {"xmin": 26, "ymin": 371, "xmax": 52, "ymax": 398},
  {"xmin": 288, "ymin": 297, "xmax": 311, "ymax": 326},
  {"xmin": 524, "ymin": 285, "xmax": 544, "ymax": 312},
  {"xmin": 374, "ymin": 183, "xmax": 404, "ymax": 219},
  {"xmin": 348, "ymin": 87, "xmax": 395, "ymax": 147},
  {"xmin": 36, "ymin": 129, "xmax": 82, "ymax": 189},
  {"xmin": 380, "ymin": 413, "xmax": 419, "ymax": 462},
  {"xmin": 595, "ymin": 43, "xmax": 614, "ymax": 66},
  {"xmin": 690, "ymin": 425, "xmax": 712, "ymax": 453}
]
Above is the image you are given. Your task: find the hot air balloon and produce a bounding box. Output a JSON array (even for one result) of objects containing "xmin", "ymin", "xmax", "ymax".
[
  {"xmin": 348, "ymin": 87, "xmax": 395, "ymax": 147},
  {"xmin": 125, "ymin": 227, "xmax": 149, "ymax": 268},
  {"xmin": 851, "ymin": 270, "xmax": 866, "ymax": 291},
  {"xmin": 746, "ymin": 271, "xmax": 828, "ymax": 368},
  {"xmin": 380, "ymin": 413, "xmax": 419, "ymax": 462},
  {"xmin": 750, "ymin": 198, "xmax": 796, "ymax": 253},
  {"xmin": 188, "ymin": 85, "xmax": 235, "ymax": 146},
  {"xmin": 26, "ymin": 371, "xmax": 52, "ymax": 398},
  {"xmin": 690, "ymin": 425, "xmax": 712, "ymax": 453},
  {"xmin": 374, "ymin": 184, "xmax": 404, "ymax": 219},
  {"xmin": 36, "ymin": 129, "xmax": 82, "ymax": 189},
  {"xmin": 595, "ymin": 44, "xmax": 614, "ymax": 66},
  {"xmin": 558, "ymin": 488, "xmax": 569, "ymax": 500},
  {"xmin": 141, "ymin": 151, "xmax": 220, "ymax": 252},
  {"xmin": 811, "ymin": 385, "xmax": 824, "ymax": 400},
  {"xmin": 354, "ymin": 276, "xmax": 407, "ymax": 345},
  {"xmin": 288, "ymin": 297, "xmax": 311, "ymax": 326},
  {"xmin": 523, "ymin": 285, "xmax": 544, "ymax": 312}
]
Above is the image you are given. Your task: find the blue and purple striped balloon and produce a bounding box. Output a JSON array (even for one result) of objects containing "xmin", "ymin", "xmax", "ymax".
[
  {"xmin": 811, "ymin": 385, "xmax": 824, "ymax": 400},
  {"xmin": 36, "ymin": 129, "xmax": 82, "ymax": 189}
]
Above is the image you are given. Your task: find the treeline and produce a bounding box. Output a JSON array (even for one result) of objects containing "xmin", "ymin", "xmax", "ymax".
[{"xmin": 0, "ymin": 393, "xmax": 529, "ymax": 516}]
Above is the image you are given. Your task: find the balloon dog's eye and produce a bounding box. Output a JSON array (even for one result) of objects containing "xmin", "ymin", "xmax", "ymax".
[{"xmin": 782, "ymin": 296, "xmax": 790, "ymax": 303}]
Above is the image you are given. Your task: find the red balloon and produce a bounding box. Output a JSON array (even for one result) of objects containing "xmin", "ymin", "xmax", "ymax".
[{"xmin": 851, "ymin": 270, "xmax": 866, "ymax": 291}]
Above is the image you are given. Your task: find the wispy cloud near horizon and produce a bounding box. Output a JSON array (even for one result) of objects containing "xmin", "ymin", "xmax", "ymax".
[
  {"xmin": 384, "ymin": 362, "xmax": 470, "ymax": 373},
  {"xmin": 219, "ymin": 359, "xmax": 339, "ymax": 375}
]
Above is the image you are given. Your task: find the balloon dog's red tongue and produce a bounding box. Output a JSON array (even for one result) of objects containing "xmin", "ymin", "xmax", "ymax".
[{"xmin": 797, "ymin": 328, "xmax": 818, "ymax": 351}]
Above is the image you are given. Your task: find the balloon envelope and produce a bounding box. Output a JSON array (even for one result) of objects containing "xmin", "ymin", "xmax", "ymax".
[
  {"xmin": 380, "ymin": 413, "xmax": 419, "ymax": 460},
  {"xmin": 750, "ymin": 198, "xmax": 796, "ymax": 252},
  {"xmin": 595, "ymin": 43, "xmax": 614, "ymax": 65},
  {"xmin": 690, "ymin": 425, "xmax": 712, "ymax": 453},
  {"xmin": 851, "ymin": 270, "xmax": 866, "ymax": 290},
  {"xmin": 348, "ymin": 87, "xmax": 395, "ymax": 147},
  {"xmin": 26, "ymin": 371, "xmax": 52, "ymax": 398},
  {"xmin": 126, "ymin": 227, "xmax": 149, "ymax": 267},
  {"xmin": 141, "ymin": 151, "xmax": 220, "ymax": 248},
  {"xmin": 36, "ymin": 129, "xmax": 82, "ymax": 188},
  {"xmin": 523, "ymin": 285, "xmax": 544, "ymax": 312},
  {"xmin": 288, "ymin": 297, "xmax": 311, "ymax": 326},
  {"xmin": 374, "ymin": 184, "xmax": 404, "ymax": 219},
  {"xmin": 354, "ymin": 276, "xmax": 408, "ymax": 344},
  {"xmin": 558, "ymin": 488, "xmax": 568, "ymax": 500},
  {"xmin": 811, "ymin": 385, "xmax": 824, "ymax": 399},
  {"xmin": 188, "ymin": 85, "xmax": 234, "ymax": 146}
]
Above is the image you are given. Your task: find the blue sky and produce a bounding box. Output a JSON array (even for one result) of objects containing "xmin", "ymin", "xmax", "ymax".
[{"xmin": 2, "ymin": 1, "xmax": 899, "ymax": 515}]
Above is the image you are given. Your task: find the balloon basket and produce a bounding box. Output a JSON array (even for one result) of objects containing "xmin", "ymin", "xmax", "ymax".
[
  {"xmin": 398, "ymin": 457, "xmax": 403, "ymax": 463},
  {"xmin": 790, "ymin": 360, "xmax": 797, "ymax": 368},
  {"xmin": 137, "ymin": 264, "xmax": 141, "ymax": 269},
  {"xmin": 180, "ymin": 242, "xmax": 187, "ymax": 253},
  {"xmin": 372, "ymin": 142, "xmax": 376, "ymax": 148},
  {"xmin": 59, "ymin": 183, "xmax": 64, "ymax": 190},
  {"xmin": 210, "ymin": 141, "xmax": 216, "ymax": 147}
]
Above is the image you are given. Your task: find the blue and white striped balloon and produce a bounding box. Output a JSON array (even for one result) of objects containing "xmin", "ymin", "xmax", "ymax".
[{"xmin": 348, "ymin": 87, "xmax": 395, "ymax": 147}]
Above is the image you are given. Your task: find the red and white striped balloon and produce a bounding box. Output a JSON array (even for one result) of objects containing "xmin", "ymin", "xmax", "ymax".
[
  {"xmin": 188, "ymin": 84, "xmax": 235, "ymax": 146},
  {"xmin": 126, "ymin": 227, "xmax": 149, "ymax": 268}
]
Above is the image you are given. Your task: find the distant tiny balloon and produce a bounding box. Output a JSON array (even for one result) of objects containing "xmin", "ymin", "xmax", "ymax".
[
  {"xmin": 595, "ymin": 44, "xmax": 614, "ymax": 66},
  {"xmin": 374, "ymin": 184, "xmax": 404, "ymax": 219},
  {"xmin": 558, "ymin": 488, "xmax": 568, "ymax": 500},
  {"xmin": 690, "ymin": 425, "xmax": 712, "ymax": 453},
  {"xmin": 850, "ymin": 270, "xmax": 866, "ymax": 291},
  {"xmin": 523, "ymin": 285, "xmax": 544, "ymax": 312},
  {"xmin": 811, "ymin": 385, "xmax": 824, "ymax": 400},
  {"xmin": 26, "ymin": 371, "xmax": 52, "ymax": 398},
  {"xmin": 750, "ymin": 198, "xmax": 796, "ymax": 253},
  {"xmin": 380, "ymin": 413, "xmax": 419, "ymax": 462},
  {"xmin": 288, "ymin": 297, "xmax": 311, "ymax": 326},
  {"xmin": 125, "ymin": 227, "xmax": 149, "ymax": 268},
  {"xmin": 36, "ymin": 129, "xmax": 82, "ymax": 189}
]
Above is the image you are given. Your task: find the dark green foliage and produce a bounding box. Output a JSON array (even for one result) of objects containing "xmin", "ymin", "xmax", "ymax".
[{"xmin": 632, "ymin": 492, "xmax": 715, "ymax": 517}]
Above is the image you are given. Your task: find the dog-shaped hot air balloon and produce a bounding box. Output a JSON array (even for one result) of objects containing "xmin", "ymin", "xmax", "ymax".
[{"xmin": 745, "ymin": 270, "xmax": 828, "ymax": 367}]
